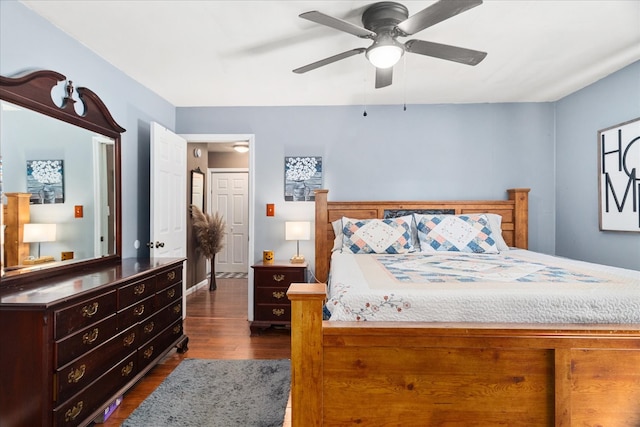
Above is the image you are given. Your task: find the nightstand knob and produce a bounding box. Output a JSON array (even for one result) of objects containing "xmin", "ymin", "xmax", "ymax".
[
  {"xmin": 273, "ymin": 274, "xmax": 285, "ymax": 282},
  {"xmin": 272, "ymin": 291, "xmax": 285, "ymax": 299},
  {"xmin": 272, "ymin": 308, "xmax": 285, "ymax": 317}
]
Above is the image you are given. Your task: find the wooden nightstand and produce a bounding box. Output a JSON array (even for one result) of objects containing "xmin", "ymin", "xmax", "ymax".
[{"xmin": 251, "ymin": 260, "xmax": 307, "ymax": 335}]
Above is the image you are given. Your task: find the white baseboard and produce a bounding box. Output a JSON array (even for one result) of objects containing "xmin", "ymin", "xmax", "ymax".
[{"xmin": 186, "ymin": 278, "xmax": 209, "ymax": 296}]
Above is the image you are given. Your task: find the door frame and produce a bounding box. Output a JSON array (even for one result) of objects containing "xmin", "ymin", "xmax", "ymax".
[{"xmin": 180, "ymin": 133, "xmax": 256, "ymax": 321}]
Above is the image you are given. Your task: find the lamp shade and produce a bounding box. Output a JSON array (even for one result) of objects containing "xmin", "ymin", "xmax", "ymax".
[
  {"xmin": 233, "ymin": 143, "xmax": 249, "ymax": 153},
  {"xmin": 23, "ymin": 223, "xmax": 57, "ymax": 243},
  {"xmin": 285, "ymin": 221, "xmax": 311, "ymax": 241}
]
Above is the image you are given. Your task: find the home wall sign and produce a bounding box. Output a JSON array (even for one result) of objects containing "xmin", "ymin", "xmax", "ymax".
[
  {"xmin": 284, "ymin": 156, "xmax": 322, "ymax": 201},
  {"xmin": 598, "ymin": 117, "xmax": 640, "ymax": 232}
]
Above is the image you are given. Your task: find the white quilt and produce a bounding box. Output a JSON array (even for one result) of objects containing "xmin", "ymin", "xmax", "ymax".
[{"xmin": 325, "ymin": 250, "xmax": 640, "ymax": 323}]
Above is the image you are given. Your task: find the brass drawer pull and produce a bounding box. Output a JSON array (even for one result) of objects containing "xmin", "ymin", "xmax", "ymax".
[
  {"xmin": 121, "ymin": 361, "xmax": 134, "ymax": 376},
  {"xmin": 172, "ymin": 325, "xmax": 182, "ymax": 334},
  {"xmin": 143, "ymin": 322, "xmax": 155, "ymax": 334},
  {"xmin": 167, "ymin": 271, "xmax": 176, "ymax": 281},
  {"xmin": 167, "ymin": 288, "xmax": 176, "ymax": 298},
  {"xmin": 143, "ymin": 346, "xmax": 154, "ymax": 359},
  {"xmin": 134, "ymin": 283, "xmax": 146, "ymax": 295},
  {"xmin": 81, "ymin": 302, "xmax": 99, "ymax": 317},
  {"xmin": 273, "ymin": 308, "xmax": 285, "ymax": 317},
  {"xmin": 82, "ymin": 328, "xmax": 99, "ymax": 345},
  {"xmin": 123, "ymin": 332, "xmax": 136, "ymax": 347},
  {"xmin": 67, "ymin": 365, "xmax": 86, "ymax": 383},
  {"xmin": 273, "ymin": 274, "xmax": 285, "ymax": 282},
  {"xmin": 133, "ymin": 304, "xmax": 145, "ymax": 316},
  {"xmin": 173, "ymin": 304, "xmax": 181, "ymax": 314},
  {"xmin": 272, "ymin": 291, "xmax": 285, "ymax": 299},
  {"xmin": 65, "ymin": 401, "xmax": 83, "ymax": 422}
]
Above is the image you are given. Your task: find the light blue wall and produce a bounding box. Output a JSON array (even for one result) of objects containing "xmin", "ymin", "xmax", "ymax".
[
  {"xmin": 2, "ymin": 1, "xmax": 636, "ymax": 273},
  {"xmin": 555, "ymin": 61, "xmax": 640, "ymax": 270},
  {"xmin": 0, "ymin": 0, "xmax": 176, "ymax": 258},
  {"xmin": 177, "ymin": 103, "xmax": 556, "ymax": 274}
]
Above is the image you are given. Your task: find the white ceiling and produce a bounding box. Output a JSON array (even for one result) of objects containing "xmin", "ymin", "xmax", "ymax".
[{"xmin": 21, "ymin": 0, "xmax": 640, "ymax": 107}]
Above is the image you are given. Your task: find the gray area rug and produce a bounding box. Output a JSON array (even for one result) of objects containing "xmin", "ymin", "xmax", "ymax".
[{"xmin": 123, "ymin": 359, "xmax": 290, "ymax": 427}]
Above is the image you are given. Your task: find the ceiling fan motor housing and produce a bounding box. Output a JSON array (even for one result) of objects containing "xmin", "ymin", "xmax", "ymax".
[{"xmin": 362, "ymin": 2, "xmax": 409, "ymax": 35}]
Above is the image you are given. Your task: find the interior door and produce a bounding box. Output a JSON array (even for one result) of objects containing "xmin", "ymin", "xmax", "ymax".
[
  {"xmin": 150, "ymin": 122, "xmax": 187, "ymax": 258},
  {"xmin": 211, "ymin": 171, "xmax": 249, "ymax": 273}
]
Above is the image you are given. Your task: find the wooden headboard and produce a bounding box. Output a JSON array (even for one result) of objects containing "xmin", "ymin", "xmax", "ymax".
[{"xmin": 314, "ymin": 188, "xmax": 530, "ymax": 283}]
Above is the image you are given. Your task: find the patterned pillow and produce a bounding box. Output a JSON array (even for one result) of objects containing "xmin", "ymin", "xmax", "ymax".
[
  {"xmin": 342, "ymin": 216, "xmax": 415, "ymax": 254},
  {"xmin": 414, "ymin": 214, "xmax": 499, "ymax": 253}
]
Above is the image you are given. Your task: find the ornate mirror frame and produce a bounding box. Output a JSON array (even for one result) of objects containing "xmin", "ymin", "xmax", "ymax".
[{"xmin": 0, "ymin": 69, "xmax": 125, "ymax": 287}]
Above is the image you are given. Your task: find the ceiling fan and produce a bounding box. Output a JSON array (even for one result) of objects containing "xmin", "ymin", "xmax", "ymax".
[{"xmin": 293, "ymin": 0, "xmax": 487, "ymax": 89}]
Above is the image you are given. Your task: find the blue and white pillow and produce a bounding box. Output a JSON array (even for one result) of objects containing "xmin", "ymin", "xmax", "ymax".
[
  {"xmin": 414, "ymin": 214, "xmax": 499, "ymax": 253},
  {"xmin": 342, "ymin": 216, "xmax": 415, "ymax": 254}
]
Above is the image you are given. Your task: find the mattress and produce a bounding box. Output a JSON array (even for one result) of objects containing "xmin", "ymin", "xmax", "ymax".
[{"xmin": 325, "ymin": 250, "xmax": 640, "ymax": 323}]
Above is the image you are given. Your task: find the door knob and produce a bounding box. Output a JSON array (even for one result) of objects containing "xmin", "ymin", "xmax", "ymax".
[
  {"xmin": 147, "ymin": 242, "xmax": 154, "ymax": 248},
  {"xmin": 156, "ymin": 241, "xmax": 165, "ymax": 248}
]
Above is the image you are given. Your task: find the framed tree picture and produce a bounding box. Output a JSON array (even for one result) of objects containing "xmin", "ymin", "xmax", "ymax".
[
  {"xmin": 284, "ymin": 156, "xmax": 322, "ymax": 201},
  {"xmin": 598, "ymin": 117, "xmax": 640, "ymax": 232}
]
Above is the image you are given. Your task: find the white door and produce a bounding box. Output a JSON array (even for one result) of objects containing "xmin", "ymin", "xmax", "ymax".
[
  {"xmin": 150, "ymin": 122, "xmax": 187, "ymax": 258},
  {"xmin": 211, "ymin": 171, "xmax": 249, "ymax": 273}
]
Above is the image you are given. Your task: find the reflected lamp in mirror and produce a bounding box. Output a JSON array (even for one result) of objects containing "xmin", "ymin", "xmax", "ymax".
[
  {"xmin": 285, "ymin": 221, "xmax": 310, "ymax": 264},
  {"xmin": 23, "ymin": 223, "xmax": 56, "ymax": 263}
]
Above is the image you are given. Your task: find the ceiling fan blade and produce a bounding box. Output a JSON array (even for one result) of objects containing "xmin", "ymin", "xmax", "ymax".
[
  {"xmin": 300, "ymin": 11, "xmax": 376, "ymax": 38},
  {"xmin": 293, "ymin": 48, "xmax": 366, "ymax": 74},
  {"xmin": 397, "ymin": 0, "xmax": 482, "ymax": 36},
  {"xmin": 405, "ymin": 39, "xmax": 487, "ymax": 65},
  {"xmin": 375, "ymin": 67, "xmax": 393, "ymax": 89}
]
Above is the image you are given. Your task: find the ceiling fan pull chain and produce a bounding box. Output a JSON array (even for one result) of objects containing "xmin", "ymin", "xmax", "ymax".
[{"xmin": 403, "ymin": 54, "xmax": 407, "ymax": 111}]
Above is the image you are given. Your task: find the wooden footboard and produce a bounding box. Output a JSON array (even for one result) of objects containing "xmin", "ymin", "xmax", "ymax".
[{"xmin": 288, "ymin": 284, "xmax": 640, "ymax": 426}]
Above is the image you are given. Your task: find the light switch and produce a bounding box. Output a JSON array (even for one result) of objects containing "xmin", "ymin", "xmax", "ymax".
[
  {"xmin": 74, "ymin": 205, "xmax": 83, "ymax": 218},
  {"xmin": 266, "ymin": 203, "xmax": 275, "ymax": 217}
]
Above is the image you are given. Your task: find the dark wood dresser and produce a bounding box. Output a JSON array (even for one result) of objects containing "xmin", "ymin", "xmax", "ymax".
[
  {"xmin": 250, "ymin": 260, "xmax": 307, "ymax": 335},
  {"xmin": 0, "ymin": 257, "xmax": 188, "ymax": 427}
]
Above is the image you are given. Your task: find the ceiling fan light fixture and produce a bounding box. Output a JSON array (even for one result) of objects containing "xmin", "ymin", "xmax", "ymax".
[
  {"xmin": 366, "ymin": 35, "xmax": 404, "ymax": 69},
  {"xmin": 233, "ymin": 143, "xmax": 249, "ymax": 153}
]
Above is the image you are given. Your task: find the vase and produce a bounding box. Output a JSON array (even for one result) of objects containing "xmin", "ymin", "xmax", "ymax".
[
  {"xmin": 292, "ymin": 181, "xmax": 307, "ymax": 201},
  {"xmin": 41, "ymin": 184, "xmax": 56, "ymax": 204}
]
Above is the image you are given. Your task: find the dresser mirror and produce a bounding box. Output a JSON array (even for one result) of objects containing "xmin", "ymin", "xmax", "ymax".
[{"xmin": 0, "ymin": 70, "xmax": 124, "ymax": 286}]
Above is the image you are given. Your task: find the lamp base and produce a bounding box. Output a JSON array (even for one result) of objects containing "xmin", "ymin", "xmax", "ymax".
[{"xmin": 290, "ymin": 254, "xmax": 306, "ymax": 264}]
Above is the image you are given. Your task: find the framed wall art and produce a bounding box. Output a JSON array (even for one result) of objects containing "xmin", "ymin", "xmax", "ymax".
[
  {"xmin": 191, "ymin": 168, "xmax": 205, "ymax": 213},
  {"xmin": 27, "ymin": 159, "xmax": 64, "ymax": 204},
  {"xmin": 597, "ymin": 117, "xmax": 639, "ymax": 232},
  {"xmin": 285, "ymin": 156, "xmax": 322, "ymax": 201}
]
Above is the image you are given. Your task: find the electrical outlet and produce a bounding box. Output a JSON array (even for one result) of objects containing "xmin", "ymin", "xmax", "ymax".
[{"xmin": 266, "ymin": 203, "xmax": 275, "ymax": 216}]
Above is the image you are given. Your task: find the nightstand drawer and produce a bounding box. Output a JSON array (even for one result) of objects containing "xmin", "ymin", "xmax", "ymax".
[
  {"xmin": 255, "ymin": 287, "xmax": 290, "ymax": 304},
  {"xmin": 254, "ymin": 269, "xmax": 305, "ymax": 287},
  {"xmin": 255, "ymin": 304, "xmax": 291, "ymax": 322}
]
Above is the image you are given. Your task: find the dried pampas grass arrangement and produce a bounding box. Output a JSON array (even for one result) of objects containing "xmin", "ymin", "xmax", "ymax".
[{"xmin": 191, "ymin": 205, "xmax": 226, "ymax": 290}]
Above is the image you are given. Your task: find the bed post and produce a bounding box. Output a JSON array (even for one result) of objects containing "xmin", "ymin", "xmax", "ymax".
[
  {"xmin": 287, "ymin": 283, "xmax": 326, "ymax": 426},
  {"xmin": 507, "ymin": 188, "xmax": 530, "ymax": 249},
  {"xmin": 315, "ymin": 189, "xmax": 329, "ymax": 283}
]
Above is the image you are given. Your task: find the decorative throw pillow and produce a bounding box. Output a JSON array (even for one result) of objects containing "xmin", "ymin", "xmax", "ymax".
[
  {"xmin": 414, "ymin": 214, "xmax": 499, "ymax": 253},
  {"xmin": 342, "ymin": 216, "xmax": 415, "ymax": 254}
]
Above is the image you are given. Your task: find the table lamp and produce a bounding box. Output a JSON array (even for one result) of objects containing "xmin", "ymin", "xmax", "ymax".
[
  {"xmin": 23, "ymin": 223, "xmax": 56, "ymax": 263},
  {"xmin": 285, "ymin": 221, "xmax": 310, "ymax": 264}
]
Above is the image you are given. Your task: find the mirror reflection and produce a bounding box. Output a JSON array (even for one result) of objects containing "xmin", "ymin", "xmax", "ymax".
[{"xmin": 1, "ymin": 99, "xmax": 116, "ymax": 277}]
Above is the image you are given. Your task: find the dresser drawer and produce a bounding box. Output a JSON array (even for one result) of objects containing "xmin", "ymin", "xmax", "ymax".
[
  {"xmin": 255, "ymin": 304, "xmax": 291, "ymax": 322},
  {"xmin": 54, "ymin": 352, "xmax": 138, "ymax": 427},
  {"xmin": 138, "ymin": 319, "xmax": 183, "ymax": 371},
  {"xmin": 55, "ymin": 291, "xmax": 117, "ymax": 339},
  {"xmin": 156, "ymin": 265, "xmax": 182, "ymax": 290},
  {"xmin": 118, "ymin": 277, "xmax": 156, "ymax": 309},
  {"xmin": 254, "ymin": 268, "xmax": 305, "ymax": 288},
  {"xmin": 155, "ymin": 281, "xmax": 182, "ymax": 309},
  {"xmin": 152, "ymin": 299, "xmax": 183, "ymax": 336},
  {"xmin": 117, "ymin": 295, "xmax": 155, "ymax": 330},
  {"xmin": 55, "ymin": 324, "xmax": 138, "ymax": 403},
  {"xmin": 255, "ymin": 287, "xmax": 290, "ymax": 304},
  {"xmin": 55, "ymin": 314, "xmax": 118, "ymax": 367}
]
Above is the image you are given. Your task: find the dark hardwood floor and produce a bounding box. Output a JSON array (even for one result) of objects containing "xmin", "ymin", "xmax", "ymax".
[{"xmin": 101, "ymin": 278, "xmax": 292, "ymax": 426}]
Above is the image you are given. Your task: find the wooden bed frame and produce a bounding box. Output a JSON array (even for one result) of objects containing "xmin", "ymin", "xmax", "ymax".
[{"xmin": 287, "ymin": 188, "xmax": 640, "ymax": 426}]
